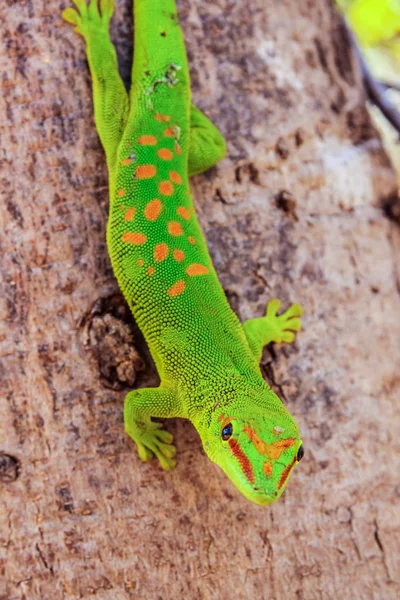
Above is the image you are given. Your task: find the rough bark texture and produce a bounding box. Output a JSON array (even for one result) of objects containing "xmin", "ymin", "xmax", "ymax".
[{"xmin": 1, "ymin": 1, "xmax": 399, "ymax": 598}]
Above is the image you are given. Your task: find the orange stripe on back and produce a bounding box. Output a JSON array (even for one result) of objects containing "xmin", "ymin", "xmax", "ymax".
[
  {"xmin": 159, "ymin": 181, "xmax": 173, "ymax": 196},
  {"xmin": 186, "ymin": 264, "xmax": 209, "ymax": 276},
  {"xmin": 168, "ymin": 221, "xmax": 183, "ymax": 236},
  {"xmin": 136, "ymin": 165, "xmax": 156, "ymax": 179},
  {"xmin": 122, "ymin": 232, "xmax": 147, "ymax": 245},
  {"xmin": 124, "ymin": 208, "xmax": 136, "ymax": 222},
  {"xmin": 144, "ymin": 199, "xmax": 162, "ymax": 221},
  {"xmin": 168, "ymin": 280, "xmax": 186, "ymax": 297},
  {"xmin": 170, "ymin": 171, "xmax": 182, "ymax": 184},
  {"xmin": 177, "ymin": 206, "xmax": 190, "ymax": 220},
  {"xmin": 138, "ymin": 135, "xmax": 157, "ymax": 145},
  {"xmin": 173, "ymin": 249, "xmax": 185, "ymax": 262},
  {"xmin": 154, "ymin": 243, "xmax": 169, "ymax": 262},
  {"xmin": 155, "ymin": 113, "xmax": 171, "ymax": 122},
  {"xmin": 158, "ymin": 148, "xmax": 173, "ymax": 160}
]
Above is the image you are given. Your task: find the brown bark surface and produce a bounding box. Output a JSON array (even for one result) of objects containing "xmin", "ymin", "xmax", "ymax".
[{"xmin": 1, "ymin": 0, "xmax": 399, "ymax": 598}]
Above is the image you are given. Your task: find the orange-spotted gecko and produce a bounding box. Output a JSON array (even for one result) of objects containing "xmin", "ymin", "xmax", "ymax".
[{"xmin": 62, "ymin": 0, "xmax": 304, "ymax": 505}]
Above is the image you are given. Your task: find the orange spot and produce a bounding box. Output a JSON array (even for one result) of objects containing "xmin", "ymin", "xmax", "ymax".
[
  {"xmin": 157, "ymin": 148, "xmax": 173, "ymax": 160},
  {"xmin": 122, "ymin": 232, "xmax": 147, "ymax": 245},
  {"xmin": 170, "ymin": 171, "xmax": 182, "ymax": 184},
  {"xmin": 147, "ymin": 266, "xmax": 155, "ymax": 276},
  {"xmin": 138, "ymin": 135, "xmax": 157, "ymax": 145},
  {"xmin": 159, "ymin": 181, "xmax": 173, "ymax": 196},
  {"xmin": 217, "ymin": 414, "xmax": 226, "ymax": 422},
  {"xmin": 144, "ymin": 199, "xmax": 162, "ymax": 221},
  {"xmin": 228, "ymin": 439, "xmax": 255, "ymax": 484},
  {"xmin": 186, "ymin": 263, "xmax": 209, "ymax": 276},
  {"xmin": 244, "ymin": 425, "xmax": 268, "ymax": 455},
  {"xmin": 119, "ymin": 205, "xmax": 125, "ymax": 210},
  {"xmin": 263, "ymin": 461, "xmax": 273, "ymax": 477},
  {"xmin": 168, "ymin": 221, "xmax": 183, "ymax": 236},
  {"xmin": 266, "ymin": 438, "xmax": 295, "ymax": 460},
  {"xmin": 173, "ymin": 249, "xmax": 185, "ymax": 262},
  {"xmin": 120, "ymin": 158, "xmax": 132, "ymax": 166},
  {"xmin": 117, "ymin": 189, "xmax": 126, "ymax": 197},
  {"xmin": 168, "ymin": 280, "xmax": 186, "ymax": 297},
  {"xmin": 124, "ymin": 208, "xmax": 136, "ymax": 222},
  {"xmin": 155, "ymin": 113, "xmax": 171, "ymax": 122},
  {"xmin": 188, "ymin": 236, "xmax": 196, "ymax": 245},
  {"xmin": 175, "ymin": 143, "xmax": 182, "ymax": 154},
  {"xmin": 154, "ymin": 243, "xmax": 169, "ymax": 262},
  {"xmin": 177, "ymin": 206, "xmax": 190, "ymax": 220},
  {"xmin": 137, "ymin": 259, "xmax": 144, "ymax": 267},
  {"xmin": 164, "ymin": 127, "xmax": 175, "ymax": 137},
  {"xmin": 136, "ymin": 165, "xmax": 156, "ymax": 179}
]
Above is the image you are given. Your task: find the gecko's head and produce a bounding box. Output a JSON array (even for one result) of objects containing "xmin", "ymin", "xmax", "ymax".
[{"xmin": 199, "ymin": 394, "xmax": 303, "ymax": 506}]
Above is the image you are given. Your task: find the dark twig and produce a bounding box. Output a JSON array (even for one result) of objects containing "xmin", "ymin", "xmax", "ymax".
[
  {"xmin": 346, "ymin": 22, "xmax": 400, "ymax": 137},
  {"xmin": 380, "ymin": 81, "xmax": 400, "ymax": 93}
]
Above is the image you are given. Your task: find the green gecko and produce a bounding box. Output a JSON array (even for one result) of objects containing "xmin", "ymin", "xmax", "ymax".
[{"xmin": 62, "ymin": 0, "xmax": 304, "ymax": 505}]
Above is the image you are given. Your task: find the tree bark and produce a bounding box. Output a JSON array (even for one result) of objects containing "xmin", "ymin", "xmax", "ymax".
[{"xmin": 1, "ymin": 0, "xmax": 399, "ymax": 599}]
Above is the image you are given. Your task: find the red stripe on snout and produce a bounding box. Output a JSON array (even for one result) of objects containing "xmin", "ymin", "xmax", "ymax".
[{"xmin": 228, "ymin": 438, "xmax": 255, "ymax": 484}]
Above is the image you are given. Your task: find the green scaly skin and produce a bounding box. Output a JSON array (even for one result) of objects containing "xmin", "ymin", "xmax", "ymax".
[{"xmin": 62, "ymin": 0, "xmax": 304, "ymax": 505}]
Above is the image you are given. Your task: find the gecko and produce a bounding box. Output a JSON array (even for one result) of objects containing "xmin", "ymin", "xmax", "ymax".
[{"xmin": 62, "ymin": 0, "xmax": 304, "ymax": 505}]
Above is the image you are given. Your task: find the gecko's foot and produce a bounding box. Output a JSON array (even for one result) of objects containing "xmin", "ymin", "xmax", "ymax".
[
  {"xmin": 62, "ymin": 0, "xmax": 114, "ymax": 36},
  {"xmin": 132, "ymin": 421, "xmax": 177, "ymax": 471},
  {"xmin": 265, "ymin": 298, "xmax": 303, "ymax": 343}
]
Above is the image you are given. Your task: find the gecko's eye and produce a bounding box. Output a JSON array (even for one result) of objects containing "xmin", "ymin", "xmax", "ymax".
[
  {"xmin": 296, "ymin": 445, "xmax": 304, "ymax": 462},
  {"xmin": 221, "ymin": 423, "xmax": 233, "ymax": 441}
]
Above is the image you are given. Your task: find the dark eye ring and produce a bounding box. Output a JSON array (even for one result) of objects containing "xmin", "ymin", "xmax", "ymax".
[
  {"xmin": 221, "ymin": 423, "xmax": 233, "ymax": 441},
  {"xmin": 296, "ymin": 445, "xmax": 304, "ymax": 462}
]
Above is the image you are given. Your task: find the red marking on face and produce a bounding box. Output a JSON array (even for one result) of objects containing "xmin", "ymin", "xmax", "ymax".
[
  {"xmin": 117, "ymin": 189, "xmax": 126, "ymax": 197},
  {"xmin": 243, "ymin": 425, "xmax": 268, "ymax": 455},
  {"xmin": 266, "ymin": 438, "xmax": 295, "ymax": 460},
  {"xmin": 278, "ymin": 456, "xmax": 297, "ymax": 490},
  {"xmin": 217, "ymin": 414, "xmax": 226, "ymax": 422},
  {"xmin": 263, "ymin": 461, "xmax": 273, "ymax": 477},
  {"xmin": 164, "ymin": 127, "xmax": 175, "ymax": 137},
  {"xmin": 228, "ymin": 438, "xmax": 255, "ymax": 485}
]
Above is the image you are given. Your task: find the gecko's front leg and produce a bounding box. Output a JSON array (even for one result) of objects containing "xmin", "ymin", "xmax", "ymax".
[
  {"xmin": 243, "ymin": 299, "xmax": 303, "ymax": 362},
  {"xmin": 62, "ymin": 0, "xmax": 129, "ymax": 170}
]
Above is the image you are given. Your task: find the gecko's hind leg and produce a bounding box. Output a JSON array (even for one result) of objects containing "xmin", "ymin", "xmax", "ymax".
[
  {"xmin": 243, "ymin": 299, "xmax": 303, "ymax": 363},
  {"xmin": 62, "ymin": 0, "xmax": 129, "ymax": 169},
  {"xmin": 188, "ymin": 104, "xmax": 227, "ymax": 176}
]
